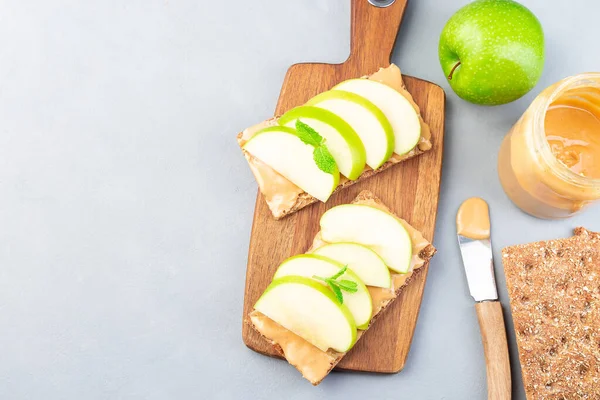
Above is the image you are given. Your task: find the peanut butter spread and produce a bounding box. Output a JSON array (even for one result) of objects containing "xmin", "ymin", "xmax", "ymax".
[
  {"xmin": 456, "ymin": 197, "xmax": 490, "ymax": 240},
  {"xmin": 545, "ymin": 95, "xmax": 600, "ymax": 179},
  {"xmin": 237, "ymin": 64, "xmax": 433, "ymax": 219},
  {"xmin": 249, "ymin": 193, "xmax": 434, "ymax": 385}
]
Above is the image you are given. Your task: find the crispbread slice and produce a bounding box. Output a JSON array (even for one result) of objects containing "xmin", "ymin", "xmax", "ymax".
[
  {"xmin": 502, "ymin": 228, "xmax": 600, "ymax": 399},
  {"xmin": 237, "ymin": 65, "xmax": 433, "ymax": 220},
  {"xmin": 247, "ymin": 190, "xmax": 436, "ymax": 385}
]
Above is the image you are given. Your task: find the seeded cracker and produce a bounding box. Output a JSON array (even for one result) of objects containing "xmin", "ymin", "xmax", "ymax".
[{"xmin": 502, "ymin": 228, "xmax": 600, "ymax": 399}]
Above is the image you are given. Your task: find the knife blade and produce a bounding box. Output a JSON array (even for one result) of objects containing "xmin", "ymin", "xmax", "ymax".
[{"xmin": 457, "ymin": 236, "xmax": 497, "ymax": 301}]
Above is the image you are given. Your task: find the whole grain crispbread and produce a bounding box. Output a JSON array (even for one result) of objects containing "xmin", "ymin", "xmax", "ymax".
[{"xmin": 502, "ymin": 228, "xmax": 600, "ymax": 399}]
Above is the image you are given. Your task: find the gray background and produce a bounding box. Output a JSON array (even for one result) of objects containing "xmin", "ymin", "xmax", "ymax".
[{"xmin": 1, "ymin": 0, "xmax": 598, "ymax": 399}]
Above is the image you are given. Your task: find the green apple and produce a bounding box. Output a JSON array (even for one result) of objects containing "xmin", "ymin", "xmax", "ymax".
[
  {"xmin": 320, "ymin": 204, "xmax": 413, "ymax": 273},
  {"xmin": 279, "ymin": 106, "xmax": 366, "ymax": 180},
  {"xmin": 305, "ymin": 90, "xmax": 394, "ymax": 169},
  {"xmin": 439, "ymin": 0, "xmax": 544, "ymax": 105},
  {"xmin": 254, "ymin": 275, "xmax": 357, "ymax": 352},
  {"xmin": 313, "ymin": 242, "xmax": 391, "ymax": 289},
  {"xmin": 243, "ymin": 126, "xmax": 339, "ymax": 202},
  {"xmin": 333, "ymin": 79, "xmax": 421, "ymax": 156},
  {"xmin": 273, "ymin": 254, "xmax": 372, "ymax": 329}
]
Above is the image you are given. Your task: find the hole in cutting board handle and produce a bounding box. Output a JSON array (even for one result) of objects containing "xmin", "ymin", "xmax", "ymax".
[{"xmin": 367, "ymin": 0, "xmax": 396, "ymax": 7}]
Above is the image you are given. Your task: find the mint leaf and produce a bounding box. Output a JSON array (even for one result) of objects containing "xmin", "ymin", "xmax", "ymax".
[
  {"xmin": 295, "ymin": 120, "xmax": 323, "ymax": 147},
  {"xmin": 294, "ymin": 120, "xmax": 338, "ymax": 175},
  {"xmin": 329, "ymin": 283, "xmax": 344, "ymax": 304},
  {"xmin": 331, "ymin": 265, "xmax": 348, "ymax": 280},
  {"xmin": 337, "ymin": 280, "xmax": 358, "ymax": 293},
  {"xmin": 313, "ymin": 145, "xmax": 336, "ymax": 175},
  {"xmin": 312, "ymin": 265, "xmax": 356, "ymax": 305}
]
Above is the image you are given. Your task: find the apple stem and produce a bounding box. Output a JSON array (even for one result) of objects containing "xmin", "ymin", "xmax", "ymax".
[{"xmin": 448, "ymin": 61, "xmax": 461, "ymax": 80}]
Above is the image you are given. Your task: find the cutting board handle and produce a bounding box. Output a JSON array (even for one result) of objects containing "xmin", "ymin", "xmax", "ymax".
[{"xmin": 348, "ymin": 0, "xmax": 409, "ymax": 69}]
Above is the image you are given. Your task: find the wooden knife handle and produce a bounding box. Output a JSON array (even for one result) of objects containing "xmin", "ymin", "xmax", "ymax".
[
  {"xmin": 348, "ymin": 0, "xmax": 408, "ymax": 68},
  {"xmin": 475, "ymin": 301, "xmax": 511, "ymax": 400}
]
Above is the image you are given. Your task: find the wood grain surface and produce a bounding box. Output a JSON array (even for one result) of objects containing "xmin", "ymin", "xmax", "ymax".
[
  {"xmin": 241, "ymin": 0, "xmax": 446, "ymax": 373},
  {"xmin": 475, "ymin": 301, "xmax": 512, "ymax": 400}
]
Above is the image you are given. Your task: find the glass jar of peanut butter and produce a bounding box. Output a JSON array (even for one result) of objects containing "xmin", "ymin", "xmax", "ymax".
[{"xmin": 498, "ymin": 73, "xmax": 600, "ymax": 219}]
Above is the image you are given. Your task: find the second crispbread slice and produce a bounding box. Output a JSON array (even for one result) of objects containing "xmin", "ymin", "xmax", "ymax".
[
  {"xmin": 248, "ymin": 190, "xmax": 436, "ymax": 385},
  {"xmin": 502, "ymin": 228, "xmax": 600, "ymax": 399}
]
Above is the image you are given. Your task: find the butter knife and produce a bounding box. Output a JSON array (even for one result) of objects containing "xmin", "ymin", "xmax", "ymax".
[{"xmin": 456, "ymin": 198, "xmax": 511, "ymax": 400}]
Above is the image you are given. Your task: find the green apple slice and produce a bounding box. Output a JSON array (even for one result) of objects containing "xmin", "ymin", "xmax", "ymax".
[
  {"xmin": 320, "ymin": 204, "xmax": 413, "ymax": 273},
  {"xmin": 273, "ymin": 254, "xmax": 372, "ymax": 330},
  {"xmin": 333, "ymin": 79, "xmax": 421, "ymax": 156},
  {"xmin": 306, "ymin": 90, "xmax": 394, "ymax": 169},
  {"xmin": 254, "ymin": 275, "xmax": 357, "ymax": 352},
  {"xmin": 313, "ymin": 242, "xmax": 391, "ymax": 289},
  {"xmin": 243, "ymin": 126, "xmax": 339, "ymax": 202},
  {"xmin": 278, "ymin": 106, "xmax": 366, "ymax": 180}
]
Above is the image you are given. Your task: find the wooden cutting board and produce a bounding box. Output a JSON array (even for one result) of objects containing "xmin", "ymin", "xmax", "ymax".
[{"xmin": 242, "ymin": 0, "xmax": 445, "ymax": 373}]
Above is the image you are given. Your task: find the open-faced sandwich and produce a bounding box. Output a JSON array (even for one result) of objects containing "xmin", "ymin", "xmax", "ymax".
[
  {"xmin": 237, "ymin": 65, "xmax": 432, "ymax": 219},
  {"xmin": 247, "ymin": 190, "xmax": 436, "ymax": 385}
]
